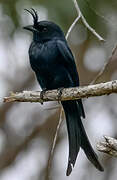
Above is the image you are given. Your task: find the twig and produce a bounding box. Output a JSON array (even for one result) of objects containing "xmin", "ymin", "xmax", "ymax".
[
  {"xmin": 97, "ymin": 136, "xmax": 117, "ymax": 157},
  {"xmin": 90, "ymin": 60, "xmax": 110, "ymax": 85},
  {"xmin": 66, "ymin": 15, "xmax": 81, "ymax": 39},
  {"xmin": 72, "ymin": 0, "xmax": 105, "ymax": 41},
  {"xmin": 46, "ymin": 109, "xmax": 64, "ymax": 179},
  {"xmin": 91, "ymin": 44, "xmax": 117, "ymax": 85},
  {"xmin": 4, "ymin": 80, "xmax": 117, "ymax": 103}
]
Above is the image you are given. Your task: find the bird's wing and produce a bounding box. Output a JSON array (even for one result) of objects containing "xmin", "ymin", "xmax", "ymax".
[
  {"xmin": 57, "ymin": 40, "xmax": 85, "ymax": 118},
  {"xmin": 57, "ymin": 39, "xmax": 79, "ymax": 86}
]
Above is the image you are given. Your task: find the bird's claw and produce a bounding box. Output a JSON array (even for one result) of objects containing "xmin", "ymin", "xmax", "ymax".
[
  {"xmin": 57, "ymin": 87, "xmax": 64, "ymax": 102},
  {"xmin": 40, "ymin": 88, "xmax": 47, "ymax": 104}
]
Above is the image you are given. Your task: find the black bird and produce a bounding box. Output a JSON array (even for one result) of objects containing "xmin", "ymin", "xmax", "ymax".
[{"xmin": 24, "ymin": 8, "xmax": 104, "ymax": 176}]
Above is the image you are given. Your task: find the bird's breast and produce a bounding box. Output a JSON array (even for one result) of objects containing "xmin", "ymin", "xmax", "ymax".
[{"xmin": 29, "ymin": 41, "xmax": 59, "ymax": 73}]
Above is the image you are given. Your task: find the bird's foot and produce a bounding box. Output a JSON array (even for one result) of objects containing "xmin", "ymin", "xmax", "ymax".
[
  {"xmin": 57, "ymin": 87, "xmax": 64, "ymax": 102},
  {"xmin": 40, "ymin": 88, "xmax": 47, "ymax": 105}
]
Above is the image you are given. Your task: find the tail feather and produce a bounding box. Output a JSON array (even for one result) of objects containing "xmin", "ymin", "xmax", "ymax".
[
  {"xmin": 79, "ymin": 118, "xmax": 104, "ymax": 171},
  {"xmin": 77, "ymin": 99, "xmax": 85, "ymax": 118},
  {"xmin": 62, "ymin": 100, "xmax": 104, "ymax": 176},
  {"xmin": 62, "ymin": 101, "xmax": 80, "ymax": 176}
]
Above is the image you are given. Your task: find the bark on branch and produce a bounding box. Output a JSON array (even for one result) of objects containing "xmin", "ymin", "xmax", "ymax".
[
  {"xmin": 97, "ymin": 136, "xmax": 117, "ymax": 157},
  {"xmin": 3, "ymin": 80, "xmax": 117, "ymax": 103}
]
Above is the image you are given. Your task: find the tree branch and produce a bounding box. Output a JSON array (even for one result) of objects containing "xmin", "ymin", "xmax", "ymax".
[
  {"xmin": 72, "ymin": 0, "xmax": 105, "ymax": 41},
  {"xmin": 3, "ymin": 80, "xmax": 117, "ymax": 103},
  {"xmin": 97, "ymin": 136, "xmax": 117, "ymax": 157}
]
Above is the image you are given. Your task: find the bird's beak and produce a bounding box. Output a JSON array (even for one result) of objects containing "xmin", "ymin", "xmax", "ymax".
[{"xmin": 23, "ymin": 25, "xmax": 38, "ymax": 33}]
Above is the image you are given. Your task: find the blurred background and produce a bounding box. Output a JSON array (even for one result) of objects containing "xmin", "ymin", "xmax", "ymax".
[{"xmin": 0, "ymin": 0, "xmax": 117, "ymax": 179}]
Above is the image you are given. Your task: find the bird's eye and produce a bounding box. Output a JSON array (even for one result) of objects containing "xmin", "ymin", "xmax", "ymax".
[
  {"xmin": 43, "ymin": 27, "xmax": 47, "ymax": 32},
  {"xmin": 39, "ymin": 26, "xmax": 47, "ymax": 32}
]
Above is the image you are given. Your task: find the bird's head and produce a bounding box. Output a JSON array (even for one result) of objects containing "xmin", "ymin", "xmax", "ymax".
[{"xmin": 23, "ymin": 8, "xmax": 65, "ymax": 42}]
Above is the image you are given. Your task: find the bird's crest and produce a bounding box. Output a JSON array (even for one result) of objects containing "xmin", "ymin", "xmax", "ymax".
[{"xmin": 24, "ymin": 8, "xmax": 38, "ymax": 26}]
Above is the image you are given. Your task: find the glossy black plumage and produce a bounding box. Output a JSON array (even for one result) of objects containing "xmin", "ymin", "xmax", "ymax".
[{"xmin": 24, "ymin": 9, "xmax": 104, "ymax": 175}]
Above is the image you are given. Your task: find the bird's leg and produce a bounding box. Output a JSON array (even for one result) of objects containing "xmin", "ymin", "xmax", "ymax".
[
  {"xmin": 57, "ymin": 87, "xmax": 64, "ymax": 102},
  {"xmin": 40, "ymin": 88, "xmax": 47, "ymax": 104}
]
